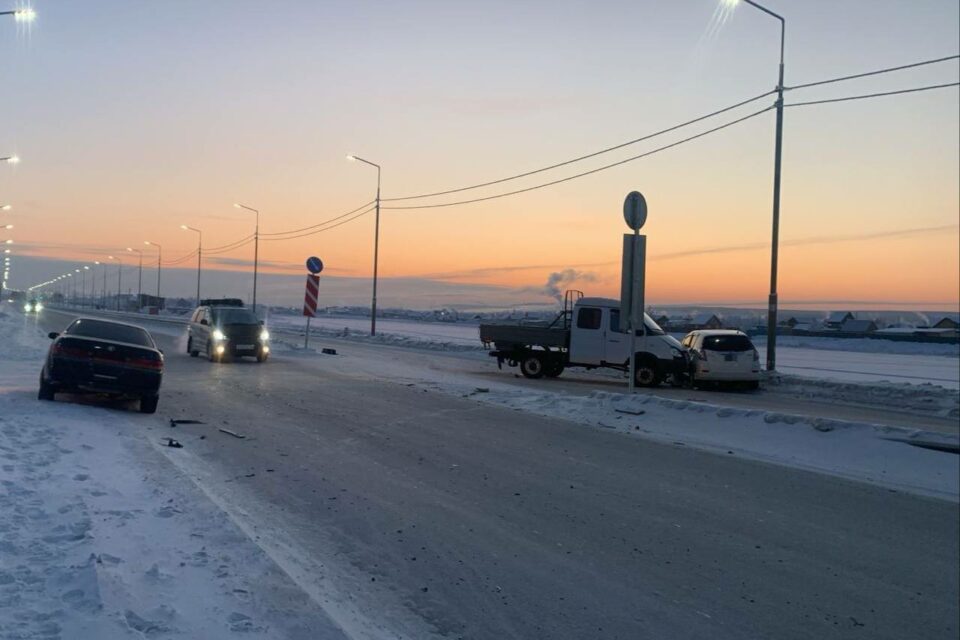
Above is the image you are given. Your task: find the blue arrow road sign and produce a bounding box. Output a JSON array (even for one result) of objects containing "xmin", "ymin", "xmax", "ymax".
[{"xmin": 306, "ymin": 256, "xmax": 324, "ymax": 274}]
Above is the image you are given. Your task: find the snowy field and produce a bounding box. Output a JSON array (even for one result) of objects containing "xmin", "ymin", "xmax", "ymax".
[{"xmin": 265, "ymin": 312, "xmax": 960, "ymax": 389}]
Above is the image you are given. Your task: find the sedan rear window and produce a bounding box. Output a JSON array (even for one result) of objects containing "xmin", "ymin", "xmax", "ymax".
[
  {"xmin": 702, "ymin": 335, "xmax": 754, "ymax": 352},
  {"xmin": 66, "ymin": 319, "xmax": 154, "ymax": 347}
]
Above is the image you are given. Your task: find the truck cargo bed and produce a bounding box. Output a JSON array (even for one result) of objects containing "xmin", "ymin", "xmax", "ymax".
[{"xmin": 479, "ymin": 324, "xmax": 569, "ymax": 349}]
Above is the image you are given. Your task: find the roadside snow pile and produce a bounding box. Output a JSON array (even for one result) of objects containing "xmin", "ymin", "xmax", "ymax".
[
  {"xmin": 749, "ymin": 334, "xmax": 959, "ymax": 357},
  {"xmin": 440, "ymin": 382, "xmax": 959, "ymax": 500},
  {"xmin": 273, "ymin": 323, "xmax": 486, "ymax": 352},
  {"xmin": 0, "ymin": 305, "xmax": 345, "ymax": 639},
  {"xmin": 769, "ymin": 374, "xmax": 960, "ymax": 419}
]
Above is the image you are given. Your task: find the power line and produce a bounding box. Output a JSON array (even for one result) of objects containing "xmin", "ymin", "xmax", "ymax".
[
  {"xmin": 162, "ymin": 250, "xmax": 198, "ymax": 266},
  {"xmin": 789, "ymin": 54, "xmax": 959, "ymax": 91},
  {"xmin": 261, "ymin": 205, "xmax": 377, "ymax": 241},
  {"xmin": 787, "ymin": 82, "xmax": 959, "ymax": 108},
  {"xmin": 260, "ymin": 200, "xmax": 375, "ymax": 237},
  {"xmin": 382, "ymin": 105, "xmax": 774, "ymax": 211},
  {"xmin": 205, "ymin": 237, "xmax": 256, "ymax": 255},
  {"xmin": 381, "ymin": 89, "xmax": 775, "ymax": 202},
  {"xmin": 205, "ymin": 233, "xmax": 255, "ymax": 253}
]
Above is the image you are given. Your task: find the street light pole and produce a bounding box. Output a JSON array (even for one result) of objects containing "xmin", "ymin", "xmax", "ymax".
[
  {"xmin": 127, "ymin": 247, "xmax": 143, "ymax": 310},
  {"xmin": 346, "ymin": 155, "xmax": 382, "ymax": 336},
  {"xmin": 108, "ymin": 255, "xmax": 121, "ymax": 311},
  {"xmin": 730, "ymin": 0, "xmax": 785, "ymax": 372},
  {"xmin": 233, "ymin": 204, "xmax": 260, "ymax": 313},
  {"xmin": 0, "ymin": 8, "xmax": 36, "ymax": 21},
  {"xmin": 144, "ymin": 241, "xmax": 162, "ymax": 305},
  {"xmin": 181, "ymin": 225, "xmax": 202, "ymax": 304}
]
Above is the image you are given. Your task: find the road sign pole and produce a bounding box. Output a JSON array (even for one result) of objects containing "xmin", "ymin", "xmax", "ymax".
[
  {"xmin": 628, "ymin": 229, "xmax": 638, "ymax": 392},
  {"xmin": 305, "ymin": 316, "xmax": 311, "ymax": 349},
  {"xmin": 621, "ymin": 191, "xmax": 648, "ymax": 392}
]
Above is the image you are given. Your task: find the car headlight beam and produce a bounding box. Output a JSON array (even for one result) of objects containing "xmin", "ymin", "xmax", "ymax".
[
  {"xmin": 259, "ymin": 329, "xmax": 270, "ymax": 341},
  {"xmin": 212, "ymin": 329, "xmax": 227, "ymax": 341}
]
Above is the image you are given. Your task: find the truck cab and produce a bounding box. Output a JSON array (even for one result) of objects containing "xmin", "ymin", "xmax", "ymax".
[{"xmin": 568, "ymin": 298, "xmax": 684, "ymax": 385}]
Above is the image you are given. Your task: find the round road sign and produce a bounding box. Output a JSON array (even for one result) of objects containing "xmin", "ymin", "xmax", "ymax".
[
  {"xmin": 623, "ymin": 191, "xmax": 648, "ymax": 231},
  {"xmin": 306, "ymin": 256, "xmax": 324, "ymax": 274}
]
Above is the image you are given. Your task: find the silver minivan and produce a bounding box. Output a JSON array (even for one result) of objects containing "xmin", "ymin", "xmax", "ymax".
[{"xmin": 681, "ymin": 330, "xmax": 761, "ymax": 389}]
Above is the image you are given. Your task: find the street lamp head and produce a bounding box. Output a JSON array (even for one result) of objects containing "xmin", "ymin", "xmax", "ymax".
[
  {"xmin": 2, "ymin": 224, "xmax": 11, "ymax": 230},
  {"xmin": 3, "ymin": 156, "xmax": 20, "ymax": 164},
  {"xmin": 346, "ymin": 155, "xmax": 356, "ymax": 162},
  {"xmin": 0, "ymin": 205, "xmax": 10, "ymax": 211},
  {"xmin": 14, "ymin": 8, "xmax": 36, "ymax": 22},
  {"xmin": 94, "ymin": 261, "xmax": 101, "ymax": 265},
  {"xmin": 3, "ymin": 239, "xmax": 11, "ymax": 245},
  {"xmin": 83, "ymin": 266, "xmax": 89, "ymax": 270},
  {"xmin": 180, "ymin": 224, "xmax": 188, "ymax": 230},
  {"xmin": 144, "ymin": 240, "xmax": 150, "ymax": 246}
]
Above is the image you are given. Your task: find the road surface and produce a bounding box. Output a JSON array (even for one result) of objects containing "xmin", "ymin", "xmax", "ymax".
[{"xmin": 33, "ymin": 308, "xmax": 960, "ymax": 639}]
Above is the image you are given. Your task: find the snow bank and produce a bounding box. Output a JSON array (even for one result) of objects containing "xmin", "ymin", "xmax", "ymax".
[
  {"xmin": 0, "ymin": 304, "xmax": 345, "ymax": 639},
  {"xmin": 411, "ymin": 379, "xmax": 959, "ymax": 500}
]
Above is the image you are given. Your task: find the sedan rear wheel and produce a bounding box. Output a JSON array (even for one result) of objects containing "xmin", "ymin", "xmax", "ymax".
[
  {"xmin": 38, "ymin": 373, "xmax": 55, "ymax": 401},
  {"xmin": 139, "ymin": 394, "xmax": 159, "ymax": 414}
]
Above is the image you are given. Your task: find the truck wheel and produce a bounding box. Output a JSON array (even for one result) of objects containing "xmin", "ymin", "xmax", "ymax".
[
  {"xmin": 520, "ymin": 355, "xmax": 545, "ymax": 379},
  {"xmin": 634, "ymin": 358, "xmax": 661, "ymax": 387},
  {"xmin": 544, "ymin": 362, "xmax": 564, "ymax": 378}
]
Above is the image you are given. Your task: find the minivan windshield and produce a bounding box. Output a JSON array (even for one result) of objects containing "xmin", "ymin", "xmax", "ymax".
[
  {"xmin": 702, "ymin": 334, "xmax": 754, "ymax": 352},
  {"xmin": 212, "ymin": 308, "xmax": 259, "ymax": 325}
]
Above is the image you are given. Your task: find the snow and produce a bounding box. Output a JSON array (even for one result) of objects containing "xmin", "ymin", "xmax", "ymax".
[{"xmin": 0, "ymin": 307, "xmax": 344, "ymax": 639}]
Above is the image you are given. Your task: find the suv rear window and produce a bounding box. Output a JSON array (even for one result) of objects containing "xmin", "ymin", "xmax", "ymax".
[
  {"xmin": 66, "ymin": 319, "xmax": 153, "ymax": 347},
  {"xmin": 702, "ymin": 335, "xmax": 754, "ymax": 352}
]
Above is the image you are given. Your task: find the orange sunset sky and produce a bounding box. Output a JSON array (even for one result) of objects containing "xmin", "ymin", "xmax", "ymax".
[{"xmin": 1, "ymin": 1, "xmax": 958, "ymax": 310}]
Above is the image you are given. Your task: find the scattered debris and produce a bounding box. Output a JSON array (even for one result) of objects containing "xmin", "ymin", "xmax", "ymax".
[
  {"xmin": 169, "ymin": 419, "xmax": 205, "ymax": 427},
  {"xmin": 321, "ymin": 348, "xmax": 338, "ymax": 355},
  {"xmin": 615, "ymin": 408, "xmax": 646, "ymax": 416},
  {"xmin": 162, "ymin": 438, "xmax": 183, "ymax": 448},
  {"xmin": 474, "ymin": 387, "xmax": 490, "ymax": 393},
  {"xmin": 218, "ymin": 428, "xmax": 246, "ymax": 439}
]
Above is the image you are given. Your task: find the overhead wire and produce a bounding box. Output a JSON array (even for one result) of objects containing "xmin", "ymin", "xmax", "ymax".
[
  {"xmin": 788, "ymin": 54, "xmax": 959, "ymax": 91},
  {"xmin": 787, "ymin": 82, "xmax": 959, "ymax": 107},
  {"xmin": 259, "ymin": 200, "xmax": 375, "ymax": 237},
  {"xmin": 382, "ymin": 89, "xmax": 775, "ymax": 202},
  {"xmin": 204, "ymin": 236, "xmax": 256, "ymax": 255},
  {"xmin": 381, "ymin": 105, "xmax": 774, "ymax": 210},
  {"xmin": 260, "ymin": 205, "xmax": 377, "ymax": 241}
]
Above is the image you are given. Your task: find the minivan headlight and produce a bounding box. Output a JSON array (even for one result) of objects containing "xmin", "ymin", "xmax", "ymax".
[
  {"xmin": 259, "ymin": 329, "xmax": 270, "ymax": 341},
  {"xmin": 212, "ymin": 329, "xmax": 227, "ymax": 341}
]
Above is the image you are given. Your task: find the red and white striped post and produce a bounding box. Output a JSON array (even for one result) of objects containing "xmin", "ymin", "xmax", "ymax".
[{"xmin": 303, "ymin": 274, "xmax": 320, "ymax": 348}]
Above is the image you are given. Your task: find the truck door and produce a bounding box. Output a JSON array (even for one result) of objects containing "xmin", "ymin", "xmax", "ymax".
[
  {"xmin": 605, "ymin": 309, "xmax": 631, "ymax": 364},
  {"xmin": 569, "ymin": 306, "xmax": 604, "ymax": 365}
]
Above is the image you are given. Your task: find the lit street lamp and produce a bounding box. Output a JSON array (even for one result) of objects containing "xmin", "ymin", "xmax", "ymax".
[
  {"xmin": 180, "ymin": 224, "xmax": 202, "ymax": 304},
  {"xmin": 346, "ymin": 154, "xmax": 382, "ymax": 336},
  {"xmin": 725, "ymin": 0, "xmax": 786, "ymax": 372},
  {"xmin": 144, "ymin": 241, "xmax": 162, "ymax": 303},
  {"xmin": 0, "ymin": 204, "xmax": 10, "ymax": 211},
  {"xmin": 0, "ymin": 155, "xmax": 20, "ymax": 164},
  {"xmin": 233, "ymin": 203, "xmax": 260, "ymax": 313},
  {"xmin": 0, "ymin": 8, "xmax": 36, "ymax": 22},
  {"xmin": 126, "ymin": 247, "xmax": 143, "ymax": 309}
]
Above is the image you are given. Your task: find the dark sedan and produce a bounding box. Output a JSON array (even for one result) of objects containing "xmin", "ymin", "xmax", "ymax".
[{"xmin": 39, "ymin": 318, "xmax": 164, "ymax": 413}]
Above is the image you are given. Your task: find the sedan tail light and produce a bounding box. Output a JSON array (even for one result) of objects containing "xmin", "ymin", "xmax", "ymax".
[
  {"xmin": 128, "ymin": 354, "xmax": 163, "ymax": 371},
  {"xmin": 51, "ymin": 343, "xmax": 91, "ymax": 358}
]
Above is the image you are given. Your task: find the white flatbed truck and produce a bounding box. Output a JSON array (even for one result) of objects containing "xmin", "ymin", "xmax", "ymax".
[{"xmin": 479, "ymin": 292, "xmax": 687, "ymax": 387}]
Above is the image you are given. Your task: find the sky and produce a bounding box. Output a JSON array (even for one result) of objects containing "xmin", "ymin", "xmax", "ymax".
[{"xmin": 1, "ymin": 0, "xmax": 958, "ymax": 310}]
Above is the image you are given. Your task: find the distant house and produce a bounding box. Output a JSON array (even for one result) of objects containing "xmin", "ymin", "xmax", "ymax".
[
  {"xmin": 933, "ymin": 317, "xmax": 959, "ymax": 330},
  {"xmin": 779, "ymin": 317, "xmax": 800, "ymax": 328},
  {"xmin": 840, "ymin": 319, "xmax": 877, "ymax": 334},
  {"xmin": 653, "ymin": 314, "xmax": 671, "ymax": 329},
  {"xmin": 689, "ymin": 313, "xmax": 723, "ymax": 330},
  {"xmin": 825, "ymin": 311, "xmax": 855, "ymax": 329}
]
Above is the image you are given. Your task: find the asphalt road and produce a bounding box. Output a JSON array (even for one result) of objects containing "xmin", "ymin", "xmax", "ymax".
[{"xmin": 37, "ymin": 309, "xmax": 960, "ymax": 639}]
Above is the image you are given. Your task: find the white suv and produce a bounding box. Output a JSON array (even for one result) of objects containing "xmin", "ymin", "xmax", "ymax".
[{"xmin": 681, "ymin": 330, "xmax": 761, "ymax": 389}]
